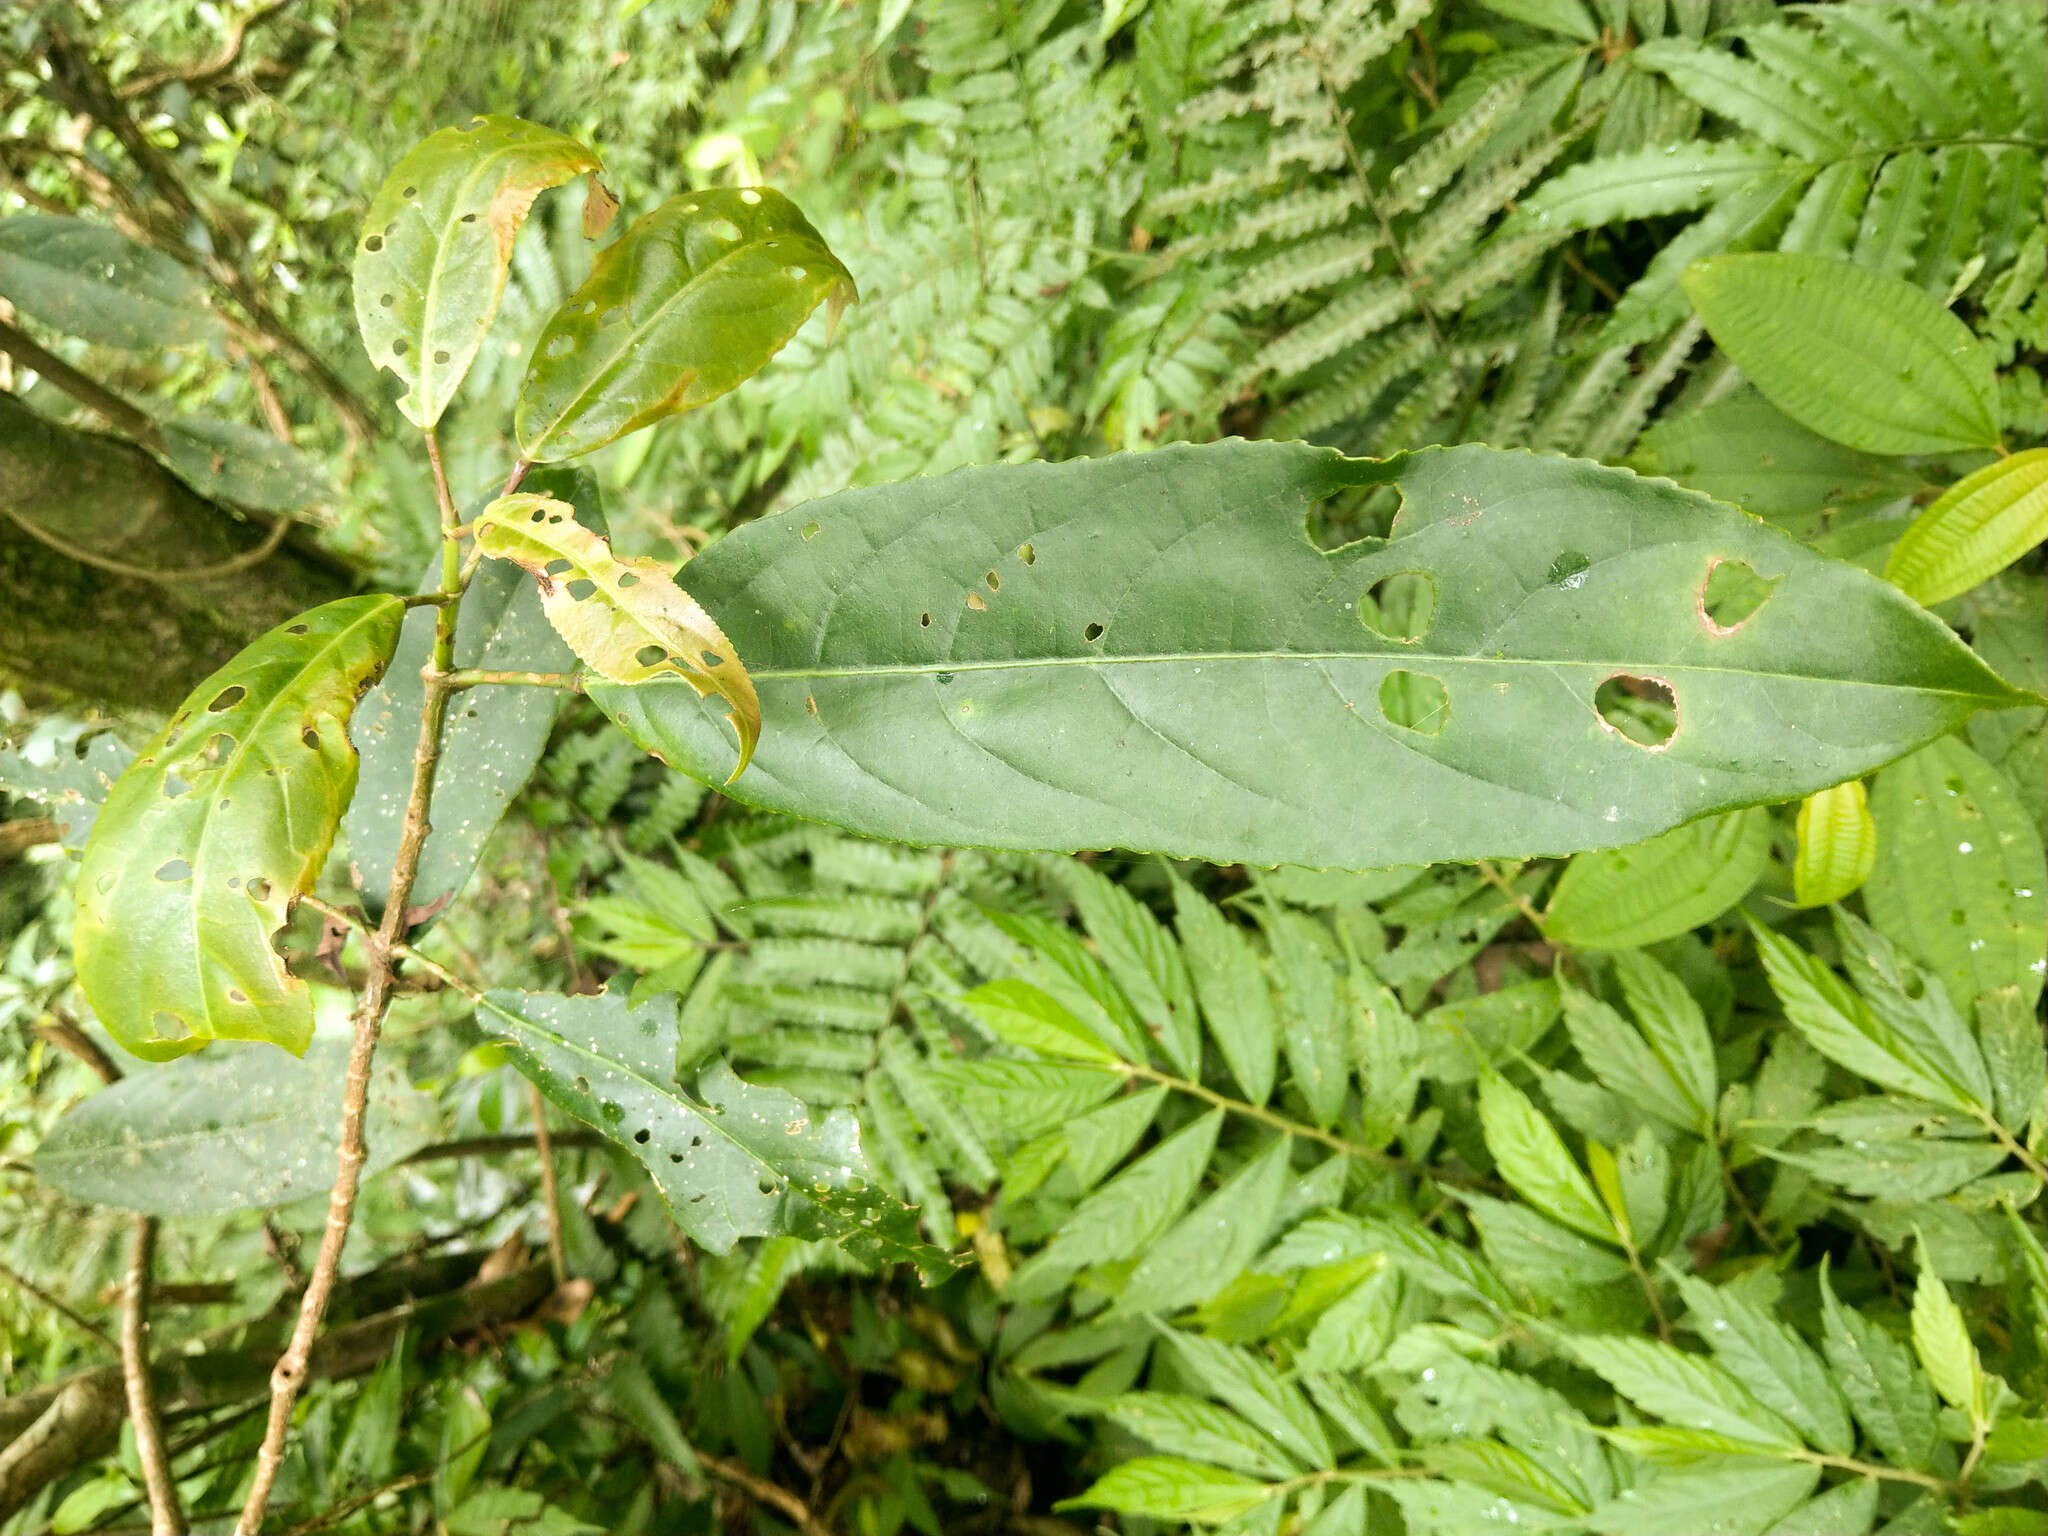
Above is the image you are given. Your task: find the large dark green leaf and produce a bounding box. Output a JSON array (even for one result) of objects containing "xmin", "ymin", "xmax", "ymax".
[
  {"xmin": 32, "ymin": 1039, "xmax": 436, "ymax": 1217},
  {"xmin": 346, "ymin": 468, "xmax": 598, "ymax": 922},
  {"xmin": 1681, "ymin": 253, "xmax": 2001, "ymax": 455},
  {"xmin": 478, "ymin": 988, "xmax": 949, "ymax": 1274},
  {"xmin": 73, "ymin": 596, "xmax": 403, "ymax": 1059},
  {"xmin": 160, "ymin": 416, "xmax": 331, "ymax": 515},
  {"xmin": 515, "ymin": 187, "xmax": 855, "ymax": 461},
  {"xmin": 592, "ymin": 442, "xmax": 2026, "ymax": 869},
  {"xmin": 352, "ymin": 116, "xmax": 599, "ymax": 428},
  {"xmin": 0, "ymin": 215, "xmax": 217, "ymax": 348}
]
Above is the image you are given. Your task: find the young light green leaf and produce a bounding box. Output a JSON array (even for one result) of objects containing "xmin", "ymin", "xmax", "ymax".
[
  {"xmin": 349, "ymin": 466, "xmax": 598, "ymax": 922},
  {"xmin": 1477, "ymin": 1071, "xmax": 1616, "ymax": 1244},
  {"xmin": 1565, "ymin": 1335, "xmax": 1800, "ymax": 1448},
  {"xmin": 1793, "ymin": 780, "xmax": 1877, "ymax": 908},
  {"xmin": 1173, "ymin": 878, "xmax": 1278, "ymax": 1104},
  {"xmin": 516, "ymin": 187, "xmax": 856, "ymax": 461},
  {"xmin": 1585, "ymin": 1457, "xmax": 1818, "ymax": 1536},
  {"xmin": 1818, "ymin": 1261, "xmax": 1942, "ymax": 1471},
  {"xmin": 589, "ymin": 443, "xmax": 2026, "ymax": 870},
  {"xmin": 1752, "ymin": 924, "xmax": 1981, "ymax": 1113},
  {"xmin": 1562, "ymin": 976, "xmax": 1707, "ymax": 1139},
  {"xmin": 962, "ymin": 978, "xmax": 1123, "ymax": 1063},
  {"xmin": 1976, "ymin": 987, "xmax": 2048, "ymax": 1132},
  {"xmin": 1887, "ymin": 448, "xmax": 2048, "ymax": 605},
  {"xmin": 1681, "ymin": 253, "xmax": 2001, "ymax": 454},
  {"xmin": 1165, "ymin": 1330, "xmax": 1333, "ymax": 1470},
  {"xmin": 924, "ymin": 1058, "xmax": 1121, "ymax": 1142},
  {"xmin": 1047, "ymin": 859, "xmax": 1200, "ymax": 1074},
  {"xmin": 1910, "ymin": 1239, "xmax": 1986, "ymax": 1422},
  {"xmin": 1056, "ymin": 1457, "xmax": 1272, "ymax": 1523},
  {"xmin": 1304, "ymin": 1263, "xmax": 1403, "ymax": 1371},
  {"xmin": 1833, "ymin": 910, "xmax": 1998, "ymax": 1114},
  {"xmin": 353, "ymin": 116, "xmax": 599, "ymax": 428},
  {"xmin": 1419, "ymin": 978, "xmax": 1563, "ymax": 1084},
  {"xmin": 1545, "ymin": 808, "xmax": 1771, "ymax": 950},
  {"xmin": 478, "ymin": 988, "xmax": 945, "ymax": 1273},
  {"xmin": 1263, "ymin": 910, "xmax": 1350, "ymax": 1129},
  {"xmin": 1103, "ymin": 1394, "xmax": 1300, "ymax": 1480},
  {"xmin": 33, "ymin": 1039, "xmax": 435, "ymax": 1216},
  {"xmin": 1611, "ymin": 950, "xmax": 1718, "ymax": 1134},
  {"xmin": 1670, "ymin": 1274, "xmax": 1854, "ymax": 1455},
  {"xmin": 73, "ymin": 595, "xmax": 402, "ymax": 1059},
  {"xmin": 0, "ymin": 215, "xmax": 217, "ymax": 348},
  {"xmin": 1116, "ymin": 1135, "xmax": 1294, "ymax": 1317},
  {"xmin": 1862, "ymin": 734, "xmax": 2046, "ymax": 1013},
  {"xmin": 1033, "ymin": 1109, "xmax": 1222, "ymax": 1272},
  {"xmin": 475, "ymin": 493, "xmax": 758, "ymax": 778}
]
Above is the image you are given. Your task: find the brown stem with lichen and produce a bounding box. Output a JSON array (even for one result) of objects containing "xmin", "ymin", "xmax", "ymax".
[
  {"xmin": 233, "ymin": 427, "xmax": 466, "ymax": 1535},
  {"xmin": 121, "ymin": 1217, "xmax": 185, "ymax": 1535}
]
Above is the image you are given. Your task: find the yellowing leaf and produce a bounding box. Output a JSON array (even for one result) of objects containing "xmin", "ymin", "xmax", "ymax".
[
  {"xmin": 474, "ymin": 494, "xmax": 759, "ymax": 778},
  {"xmin": 1886, "ymin": 448, "xmax": 2048, "ymax": 606},
  {"xmin": 353, "ymin": 116, "xmax": 600, "ymax": 428},
  {"xmin": 516, "ymin": 187, "xmax": 856, "ymax": 461},
  {"xmin": 1476, "ymin": 1070, "xmax": 1615, "ymax": 1245},
  {"xmin": 1793, "ymin": 780, "xmax": 1877, "ymax": 907},
  {"xmin": 73, "ymin": 596, "xmax": 404, "ymax": 1059},
  {"xmin": 1910, "ymin": 1238, "xmax": 1986, "ymax": 1424}
]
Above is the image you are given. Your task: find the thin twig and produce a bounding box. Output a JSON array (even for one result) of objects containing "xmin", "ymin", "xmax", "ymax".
[
  {"xmin": 233, "ymin": 428, "xmax": 468, "ymax": 1536},
  {"xmin": 34, "ymin": 1009, "xmax": 122, "ymax": 1088},
  {"xmin": 120, "ymin": 1217, "xmax": 186, "ymax": 1535},
  {"xmin": 3, "ymin": 504, "xmax": 293, "ymax": 583},
  {"xmin": 0, "ymin": 1260, "xmax": 117, "ymax": 1353},
  {"xmin": 698, "ymin": 1452, "xmax": 832, "ymax": 1536},
  {"xmin": 445, "ymin": 668, "xmax": 583, "ymax": 690},
  {"xmin": 528, "ymin": 1083, "xmax": 568, "ymax": 1287},
  {"xmin": 1475, "ymin": 860, "xmax": 1546, "ymax": 931},
  {"xmin": 120, "ymin": 0, "xmax": 298, "ymax": 97}
]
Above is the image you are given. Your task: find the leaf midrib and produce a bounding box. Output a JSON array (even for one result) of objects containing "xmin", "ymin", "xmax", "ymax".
[{"xmin": 525, "ymin": 217, "xmax": 834, "ymax": 452}]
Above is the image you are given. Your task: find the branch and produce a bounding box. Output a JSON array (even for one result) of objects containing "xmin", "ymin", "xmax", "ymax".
[
  {"xmin": 0, "ymin": 1259, "xmax": 116, "ymax": 1354},
  {"xmin": 119, "ymin": 0, "xmax": 298, "ymax": 98},
  {"xmin": 233, "ymin": 427, "xmax": 470, "ymax": 1536},
  {"xmin": 699, "ymin": 1452, "xmax": 832, "ymax": 1536},
  {"xmin": 0, "ymin": 318, "xmax": 165, "ymax": 450},
  {"xmin": 119, "ymin": 1218, "xmax": 186, "ymax": 1535}
]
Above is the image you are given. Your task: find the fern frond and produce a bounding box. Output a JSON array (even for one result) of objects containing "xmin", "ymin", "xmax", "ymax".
[
  {"xmin": 1530, "ymin": 339, "xmax": 1634, "ymax": 452},
  {"xmin": 1236, "ymin": 228, "xmax": 1384, "ymax": 307},
  {"xmin": 745, "ymin": 937, "xmax": 905, "ymax": 991},
  {"xmin": 1777, "ymin": 159, "xmax": 1869, "ymax": 259},
  {"xmin": 1264, "ymin": 324, "xmax": 1433, "ymax": 439},
  {"xmin": 1384, "ymin": 74, "xmax": 1531, "ymax": 217},
  {"xmin": 1408, "ymin": 126, "xmax": 1570, "ymax": 272},
  {"xmin": 1581, "ymin": 316, "xmax": 1703, "ymax": 461},
  {"xmin": 1483, "ymin": 278, "xmax": 1563, "ymax": 447},
  {"xmin": 1599, "ymin": 165, "xmax": 1808, "ymax": 349},
  {"xmin": 1914, "ymin": 147, "xmax": 1991, "ymax": 298},
  {"xmin": 1851, "ymin": 150, "xmax": 1935, "ymax": 281},
  {"xmin": 1737, "ymin": 22, "xmax": 1898, "ymax": 148},
  {"xmin": 1799, "ymin": 5, "xmax": 1972, "ymax": 140},
  {"xmin": 1239, "ymin": 278, "xmax": 1413, "ymax": 387},
  {"xmin": 1633, "ymin": 37, "xmax": 1852, "ymax": 160},
  {"xmin": 1434, "ymin": 226, "xmax": 1564, "ymax": 311},
  {"xmin": 863, "ymin": 1070, "xmax": 952, "ymax": 1239},
  {"xmin": 879, "ymin": 1030, "xmax": 997, "ymax": 1187},
  {"xmin": 1365, "ymin": 364, "xmax": 1463, "ymax": 456},
  {"xmin": 728, "ymin": 1027, "xmax": 871, "ymax": 1073},
  {"xmin": 1511, "ymin": 142, "xmax": 1790, "ymax": 236},
  {"xmin": 1176, "ymin": 185, "xmax": 1368, "ymax": 252}
]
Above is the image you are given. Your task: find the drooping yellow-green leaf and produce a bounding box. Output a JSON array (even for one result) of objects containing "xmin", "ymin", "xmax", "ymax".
[
  {"xmin": 1545, "ymin": 808, "xmax": 1772, "ymax": 950},
  {"xmin": 1792, "ymin": 780, "xmax": 1876, "ymax": 908},
  {"xmin": 353, "ymin": 116, "xmax": 600, "ymax": 429},
  {"xmin": 1682, "ymin": 252, "xmax": 2001, "ymax": 455},
  {"xmin": 73, "ymin": 596, "xmax": 404, "ymax": 1060},
  {"xmin": 1476, "ymin": 1070, "xmax": 1615, "ymax": 1246},
  {"xmin": 516, "ymin": 187, "xmax": 855, "ymax": 461},
  {"xmin": 473, "ymin": 493, "xmax": 759, "ymax": 778},
  {"xmin": 1886, "ymin": 448, "xmax": 2048, "ymax": 606}
]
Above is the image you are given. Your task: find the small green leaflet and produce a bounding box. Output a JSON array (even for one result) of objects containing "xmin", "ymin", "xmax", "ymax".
[
  {"xmin": 1681, "ymin": 252, "xmax": 2001, "ymax": 455},
  {"xmin": 516, "ymin": 187, "xmax": 855, "ymax": 461},
  {"xmin": 1909, "ymin": 1239, "xmax": 1987, "ymax": 1423},
  {"xmin": 962, "ymin": 978, "xmax": 1122, "ymax": 1063},
  {"xmin": 1792, "ymin": 780, "xmax": 1876, "ymax": 908},
  {"xmin": 73, "ymin": 596, "xmax": 402, "ymax": 1059},
  {"xmin": 1887, "ymin": 448, "xmax": 2048, "ymax": 606},
  {"xmin": 1477, "ymin": 1071, "xmax": 1614, "ymax": 1243},
  {"xmin": 353, "ymin": 115, "xmax": 599, "ymax": 428},
  {"xmin": 1545, "ymin": 808, "xmax": 1770, "ymax": 950},
  {"xmin": 592, "ymin": 442, "xmax": 2026, "ymax": 870},
  {"xmin": 478, "ymin": 988, "xmax": 949, "ymax": 1274},
  {"xmin": 1057, "ymin": 1457, "xmax": 1271, "ymax": 1524}
]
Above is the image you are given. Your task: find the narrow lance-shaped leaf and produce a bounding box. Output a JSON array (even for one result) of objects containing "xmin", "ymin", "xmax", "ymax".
[
  {"xmin": 73, "ymin": 596, "xmax": 403, "ymax": 1059},
  {"xmin": 353, "ymin": 116, "xmax": 600, "ymax": 428},
  {"xmin": 1792, "ymin": 779, "xmax": 1877, "ymax": 908},
  {"xmin": 517, "ymin": 187, "xmax": 856, "ymax": 461},
  {"xmin": 590, "ymin": 443, "xmax": 2030, "ymax": 870},
  {"xmin": 1477, "ymin": 1071, "xmax": 1615, "ymax": 1244},
  {"xmin": 1681, "ymin": 252, "xmax": 2002, "ymax": 454},
  {"xmin": 478, "ymin": 988, "xmax": 950, "ymax": 1275},
  {"xmin": 475, "ymin": 493, "xmax": 759, "ymax": 778},
  {"xmin": 1886, "ymin": 447, "xmax": 2048, "ymax": 607}
]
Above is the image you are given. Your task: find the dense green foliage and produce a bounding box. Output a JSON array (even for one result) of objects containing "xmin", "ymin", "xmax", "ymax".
[{"xmin": 1, "ymin": 2, "xmax": 2044, "ymax": 1535}]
